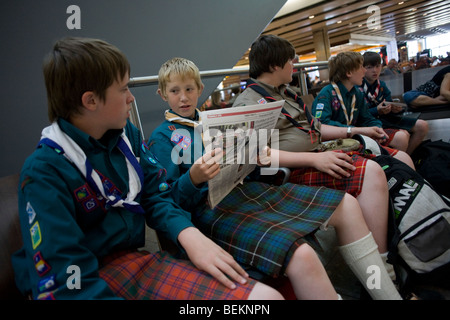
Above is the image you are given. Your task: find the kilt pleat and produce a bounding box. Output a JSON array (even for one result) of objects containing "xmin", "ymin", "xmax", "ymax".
[
  {"xmin": 99, "ymin": 250, "xmax": 255, "ymax": 300},
  {"xmin": 288, "ymin": 146, "xmax": 398, "ymax": 197},
  {"xmin": 288, "ymin": 151, "xmax": 369, "ymax": 197},
  {"xmin": 194, "ymin": 182, "xmax": 344, "ymax": 277}
]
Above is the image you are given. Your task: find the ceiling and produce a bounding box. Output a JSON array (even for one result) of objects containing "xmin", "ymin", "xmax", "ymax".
[{"xmin": 235, "ymin": 0, "xmax": 450, "ymax": 66}]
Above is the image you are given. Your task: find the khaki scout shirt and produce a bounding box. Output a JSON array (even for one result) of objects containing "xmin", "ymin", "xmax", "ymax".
[{"xmin": 232, "ymin": 79, "xmax": 322, "ymax": 152}]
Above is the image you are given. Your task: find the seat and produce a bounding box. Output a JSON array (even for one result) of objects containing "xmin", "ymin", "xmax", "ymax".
[{"xmin": 0, "ymin": 173, "xmax": 25, "ymax": 299}]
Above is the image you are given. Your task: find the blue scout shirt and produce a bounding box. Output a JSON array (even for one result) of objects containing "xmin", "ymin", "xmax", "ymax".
[
  {"xmin": 311, "ymin": 82, "xmax": 382, "ymax": 128},
  {"xmin": 12, "ymin": 119, "xmax": 195, "ymax": 299},
  {"xmin": 148, "ymin": 110, "xmax": 206, "ymax": 211},
  {"xmin": 361, "ymin": 78, "xmax": 393, "ymax": 118}
]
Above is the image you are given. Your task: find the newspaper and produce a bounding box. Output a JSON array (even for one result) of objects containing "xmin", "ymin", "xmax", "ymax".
[
  {"xmin": 386, "ymin": 101, "xmax": 407, "ymax": 108},
  {"xmin": 200, "ymin": 100, "xmax": 285, "ymax": 208}
]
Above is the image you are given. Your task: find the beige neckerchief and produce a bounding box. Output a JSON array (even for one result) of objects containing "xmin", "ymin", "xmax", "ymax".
[{"xmin": 331, "ymin": 82, "xmax": 356, "ymax": 125}]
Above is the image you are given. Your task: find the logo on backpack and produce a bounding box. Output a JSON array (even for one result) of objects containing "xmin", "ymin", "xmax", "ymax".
[{"xmin": 391, "ymin": 178, "xmax": 420, "ymax": 218}]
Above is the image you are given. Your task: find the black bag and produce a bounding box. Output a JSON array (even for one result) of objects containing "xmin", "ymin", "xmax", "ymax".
[
  {"xmin": 411, "ymin": 139, "xmax": 450, "ymax": 198},
  {"xmin": 372, "ymin": 155, "xmax": 450, "ymax": 294}
]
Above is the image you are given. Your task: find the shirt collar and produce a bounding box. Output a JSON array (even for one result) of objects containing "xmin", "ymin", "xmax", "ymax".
[
  {"xmin": 169, "ymin": 109, "xmax": 200, "ymax": 122},
  {"xmin": 252, "ymin": 78, "xmax": 287, "ymax": 95},
  {"xmin": 363, "ymin": 78, "xmax": 378, "ymax": 90},
  {"xmin": 336, "ymin": 81, "xmax": 357, "ymax": 97},
  {"xmin": 57, "ymin": 118, "xmax": 122, "ymax": 152}
]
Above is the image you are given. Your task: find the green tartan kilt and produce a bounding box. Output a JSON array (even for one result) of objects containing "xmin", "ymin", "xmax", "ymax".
[{"xmin": 194, "ymin": 181, "xmax": 345, "ymax": 277}]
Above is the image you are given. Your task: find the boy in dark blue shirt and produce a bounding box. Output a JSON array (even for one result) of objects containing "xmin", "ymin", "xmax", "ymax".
[
  {"xmin": 12, "ymin": 37, "xmax": 281, "ymax": 300},
  {"xmin": 362, "ymin": 51, "xmax": 428, "ymax": 154}
]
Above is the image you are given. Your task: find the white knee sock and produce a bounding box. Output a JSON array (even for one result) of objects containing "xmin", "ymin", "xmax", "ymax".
[
  {"xmin": 339, "ymin": 232, "xmax": 402, "ymax": 300},
  {"xmin": 380, "ymin": 252, "xmax": 396, "ymax": 282}
]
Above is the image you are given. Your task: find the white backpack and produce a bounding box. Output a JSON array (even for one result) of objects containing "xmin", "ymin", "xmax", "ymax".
[{"xmin": 372, "ymin": 155, "xmax": 450, "ymax": 293}]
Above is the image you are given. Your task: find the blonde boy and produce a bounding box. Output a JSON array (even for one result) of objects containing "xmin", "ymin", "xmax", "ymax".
[{"xmin": 149, "ymin": 57, "xmax": 402, "ymax": 300}]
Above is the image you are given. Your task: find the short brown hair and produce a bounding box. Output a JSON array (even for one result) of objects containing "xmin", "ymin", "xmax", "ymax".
[
  {"xmin": 43, "ymin": 37, "xmax": 130, "ymax": 122},
  {"xmin": 328, "ymin": 51, "xmax": 363, "ymax": 83},
  {"xmin": 249, "ymin": 35, "xmax": 296, "ymax": 79},
  {"xmin": 363, "ymin": 51, "xmax": 382, "ymax": 67}
]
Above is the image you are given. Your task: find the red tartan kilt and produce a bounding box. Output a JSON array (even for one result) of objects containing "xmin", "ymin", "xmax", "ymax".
[
  {"xmin": 285, "ymin": 139, "xmax": 399, "ymax": 197},
  {"xmin": 382, "ymin": 128, "xmax": 399, "ymax": 147},
  {"xmin": 99, "ymin": 250, "xmax": 255, "ymax": 300},
  {"xmin": 286, "ymin": 150, "xmax": 369, "ymax": 197}
]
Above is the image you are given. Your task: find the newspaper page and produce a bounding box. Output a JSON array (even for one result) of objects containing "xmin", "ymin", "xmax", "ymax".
[{"xmin": 200, "ymin": 100, "xmax": 285, "ymax": 208}]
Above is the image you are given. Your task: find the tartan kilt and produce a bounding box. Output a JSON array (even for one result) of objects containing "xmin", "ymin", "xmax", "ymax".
[
  {"xmin": 382, "ymin": 128, "xmax": 400, "ymax": 146},
  {"xmin": 380, "ymin": 115, "xmax": 417, "ymax": 131},
  {"xmin": 99, "ymin": 250, "xmax": 255, "ymax": 300},
  {"xmin": 287, "ymin": 146, "xmax": 398, "ymax": 197},
  {"xmin": 193, "ymin": 181, "xmax": 344, "ymax": 277}
]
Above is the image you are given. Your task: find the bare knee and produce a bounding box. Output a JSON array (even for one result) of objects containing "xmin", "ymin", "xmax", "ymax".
[
  {"xmin": 292, "ymin": 243, "xmax": 318, "ymax": 265},
  {"xmin": 391, "ymin": 130, "xmax": 409, "ymax": 151},
  {"xmin": 364, "ymin": 160, "xmax": 389, "ymax": 191},
  {"xmin": 413, "ymin": 119, "xmax": 429, "ymax": 136},
  {"xmin": 399, "ymin": 129, "xmax": 410, "ymax": 140},
  {"xmin": 285, "ymin": 243, "xmax": 321, "ymax": 279},
  {"xmin": 328, "ymin": 193, "xmax": 365, "ymax": 231},
  {"xmin": 393, "ymin": 150, "xmax": 415, "ymax": 169},
  {"xmin": 248, "ymin": 282, "xmax": 284, "ymax": 300}
]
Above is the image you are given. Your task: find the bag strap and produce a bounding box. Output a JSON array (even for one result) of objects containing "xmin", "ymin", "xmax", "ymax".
[{"xmin": 246, "ymin": 79, "xmax": 319, "ymax": 138}]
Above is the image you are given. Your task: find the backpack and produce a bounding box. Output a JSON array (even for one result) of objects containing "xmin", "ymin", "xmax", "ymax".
[
  {"xmin": 411, "ymin": 139, "xmax": 450, "ymax": 198},
  {"xmin": 371, "ymin": 155, "xmax": 450, "ymax": 294}
]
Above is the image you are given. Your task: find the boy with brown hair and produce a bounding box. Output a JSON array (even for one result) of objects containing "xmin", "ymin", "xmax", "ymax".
[
  {"xmin": 11, "ymin": 37, "xmax": 282, "ymax": 300},
  {"xmin": 362, "ymin": 51, "xmax": 428, "ymax": 154},
  {"xmin": 232, "ymin": 35, "xmax": 412, "ymax": 299},
  {"xmin": 313, "ymin": 51, "xmax": 409, "ymax": 151}
]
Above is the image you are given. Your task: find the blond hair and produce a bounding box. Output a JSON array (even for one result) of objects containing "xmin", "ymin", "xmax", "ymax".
[
  {"xmin": 158, "ymin": 57, "xmax": 203, "ymax": 98},
  {"xmin": 328, "ymin": 52, "xmax": 363, "ymax": 83}
]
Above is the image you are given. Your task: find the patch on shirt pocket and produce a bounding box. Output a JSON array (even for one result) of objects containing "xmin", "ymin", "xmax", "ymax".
[{"xmin": 257, "ymin": 98, "xmax": 267, "ymax": 104}]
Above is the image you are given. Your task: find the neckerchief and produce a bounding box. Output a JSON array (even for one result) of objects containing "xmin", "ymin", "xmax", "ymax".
[
  {"xmin": 331, "ymin": 82, "xmax": 356, "ymax": 125},
  {"xmin": 363, "ymin": 79, "xmax": 380, "ymax": 104},
  {"xmin": 246, "ymin": 79, "xmax": 318, "ymax": 143},
  {"xmin": 165, "ymin": 108, "xmax": 206, "ymax": 151},
  {"xmin": 39, "ymin": 122, "xmax": 145, "ymax": 214},
  {"xmin": 164, "ymin": 109, "xmax": 201, "ymax": 127}
]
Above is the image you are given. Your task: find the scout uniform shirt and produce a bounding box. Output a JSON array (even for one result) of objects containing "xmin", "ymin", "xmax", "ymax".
[
  {"xmin": 149, "ymin": 109, "xmax": 345, "ymax": 278},
  {"xmin": 232, "ymin": 79, "xmax": 322, "ymax": 153},
  {"xmin": 148, "ymin": 109, "xmax": 206, "ymax": 212},
  {"xmin": 311, "ymin": 81, "xmax": 382, "ymax": 128},
  {"xmin": 12, "ymin": 119, "xmax": 195, "ymax": 299},
  {"xmin": 361, "ymin": 78, "xmax": 393, "ymax": 118}
]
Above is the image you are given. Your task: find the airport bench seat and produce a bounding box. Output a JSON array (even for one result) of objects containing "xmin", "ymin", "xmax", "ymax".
[{"xmin": 408, "ymin": 103, "xmax": 450, "ymax": 120}]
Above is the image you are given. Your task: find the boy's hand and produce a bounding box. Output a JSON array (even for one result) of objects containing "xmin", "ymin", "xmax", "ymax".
[
  {"xmin": 390, "ymin": 104, "xmax": 404, "ymax": 113},
  {"xmin": 178, "ymin": 227, "xmax": 249, "ymax": 290},
  {"xmin": 189, "ymin": 148, "xmax": 223, "ymax": 186},
  {"xmin": 377, "ymin": 101, "xmax": 392, "ymax": 115},
  {"xmin": 352, "ymin": 126, "xmax": 388, "ymax": 143},
  {"xmin": 313, "ymin": 151, "xmax": 355, "ymax": 179},
  {"xmin": 257, "ymin": 146, "xmax": 271, "ymax": 166}
]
